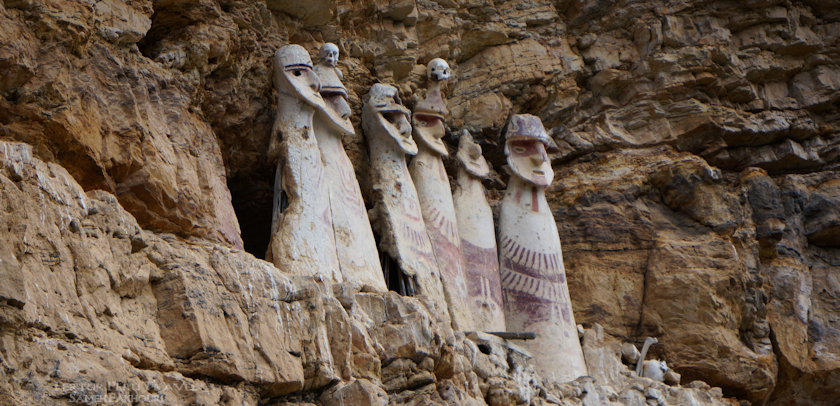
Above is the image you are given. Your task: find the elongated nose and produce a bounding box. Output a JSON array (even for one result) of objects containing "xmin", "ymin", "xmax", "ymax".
[
  {"xmin": 399, "ymin": 117, "xmax": 411, "ymax": 136},
  {"xmin": 531, "ymin": 150, "xmax": 547, "ymax": 164},
  {"xmin": 307, "ymin": 71, "xmax": 321, "ymax": 92},
  {"xmin": 336, "ymin": 97, "xmax": 352, "ymax": 119}
]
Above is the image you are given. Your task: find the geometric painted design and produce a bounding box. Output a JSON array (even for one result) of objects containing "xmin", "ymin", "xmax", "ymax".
[
  {"xmin": 499, "ymin": 236, "xmax": 563, "ymax": 282},
  {"xmin": 425, "ymin": 206, "xmax": 459, "ymax": 245}
]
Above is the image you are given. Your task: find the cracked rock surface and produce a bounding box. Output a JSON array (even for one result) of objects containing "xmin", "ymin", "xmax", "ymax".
[{"xmin": 1, "ymin": 0, "xmax": 840, "ymax": 405}]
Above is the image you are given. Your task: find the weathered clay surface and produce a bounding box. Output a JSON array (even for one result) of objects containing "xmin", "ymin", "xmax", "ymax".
[
  {"xmin": 363, "ymin": 84, "xmax": 448, "ymax": 307},
  {"xmin": 265, "ymin": 45, "xmax": 341, "ymax": 284},
  {"xmin": 499, "ymin": 115, "xmax": 587, "ymax": 383},
  {"xmin": 2, "ymin": 0, "xmax": 840, "ymax": 404},
  {"xmin": 0, "ymin": 140, "xmax": 756, "ymax": 405},
  {"xmin": 409, "ymin": 61, "xmax": 474, "ymax": 331},
  {"xmin": 312, "ymin": 44, "xmax": 387, "ymax": 292},
  {"xmin": 453, "ymin": 131, "xmax": 505, "ymax": 332}
]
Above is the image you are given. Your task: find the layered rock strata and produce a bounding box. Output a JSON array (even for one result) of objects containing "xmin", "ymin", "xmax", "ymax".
[
  {"xmin": 0, "ymin": 140, "xmax": 737, "ymax": 405},
  {"xmin": 1, "ymin": 0, "xmax": 840, "ymax": 404}
]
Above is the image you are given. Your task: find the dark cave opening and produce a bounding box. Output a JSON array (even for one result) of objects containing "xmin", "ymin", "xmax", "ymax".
[
  {"xmin": 230, "ymin": 164, "xmax": 411, "ymax": 299},
  {"xmin": 228, "ymin": 168, "xmax": 275, "ymax": 259},
  {"xmin": 377, "ymin": 233, "xmax": 416, "ymax": 296}
]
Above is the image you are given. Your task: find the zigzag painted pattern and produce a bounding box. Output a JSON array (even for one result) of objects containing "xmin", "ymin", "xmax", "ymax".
[
  {"xmin": 500, "ymin": 267, "xmax": 567, "ymax": 303},
  {"xmin": 425, "ymin": 206, "xmax": 459, "ymax": 243},
  {"xmin": 401, "ymin": 223, "xmax": 431, "ymax": 250},
  {"xmin": 499, "ymin": 236, "xmax": 562, "ymax": 275}
]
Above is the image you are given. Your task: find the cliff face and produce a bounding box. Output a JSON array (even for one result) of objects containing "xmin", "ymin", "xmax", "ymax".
[{"xmin": 0, "ymin": 0, "xmax": 838, "ymax": 405}]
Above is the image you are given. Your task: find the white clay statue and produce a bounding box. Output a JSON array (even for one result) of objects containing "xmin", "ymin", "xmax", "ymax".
[
  {"xmin": 363, "ymin": 84, "xmax": 448, "ymax": 306},
  {"xmin": 266, "ymin": 44, "xmax": 342, "ymax": 284},
  {"xmin": 498, "ymin": 114, "xmax": 587, "ymax": 382},
  {"xmin": 312, "ymin": 43, "xmax": 387, "ymax": 292},
  {"xmin": 453, "ymin": 130, "xmax": 505, "ymax": 331},
  {"xmin": 409, "ymin": 58, "xmax": 473, "ymax": 330}
]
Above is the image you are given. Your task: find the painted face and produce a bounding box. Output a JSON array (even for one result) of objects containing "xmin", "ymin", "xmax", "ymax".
[
  {"xmin": 363, "ymin": 84, "xmax": 417, "ymax": 155},
  {"xmin": 319, "ymin": 43, "xmax": 339, "ymax": 67},
  {"xmin": 412, "ymin": 111, "xmax": 447, "ymax": 156},
  {"xmin": 506, "ymin": 139, "xmax": 553, "ymax": 186},
  {"xmin": 275, "ymin": 45, "xmax": 324, "ymax": 109},
  {"xmin": 412, "ymin": 77, "xmax": 448, "ymax": 156},
  {"xmin": 456, "ymin": 130, "xmax": 489, "ymax": 178},
  {"xmin": 427, "ymin": 58, "xmax": 450, "ymax": 81}
]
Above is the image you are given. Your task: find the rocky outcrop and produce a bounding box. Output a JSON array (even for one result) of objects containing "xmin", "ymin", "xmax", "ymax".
[
  {"xmin": 0, "ymin": 142, "xmax": 738, "ymax": 405},
  {"xmin": 0, "ymin": 0, "xmax": 242, "ymax": 248},
  {"xmin": 1, "ymin": 0, "xmax": 839, "ymax": 404}
]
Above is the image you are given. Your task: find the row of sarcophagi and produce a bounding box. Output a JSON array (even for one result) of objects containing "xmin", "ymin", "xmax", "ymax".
[{"xmin": 267, "ymin": 43, "xmax": 587, "ymax": 382}]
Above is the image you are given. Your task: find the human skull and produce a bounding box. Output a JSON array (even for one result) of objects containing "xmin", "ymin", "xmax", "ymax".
[
  {"xmin": 427, "ymin": 58, "xmax": 450, "ymax": 81},
  {"xmin": 319, "ymin": 43, "xmax": 339, "ymax": 66}
]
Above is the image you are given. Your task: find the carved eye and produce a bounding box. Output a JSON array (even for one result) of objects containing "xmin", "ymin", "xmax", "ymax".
[
  {"xmin": 431, "ymin": 67, "xmax": 436, "ymax": 71},
  {"xmin": 293, "ymin": 70, "xmax": 302, "ymax": 77},
  {"xmin": 514, "ymin": 147, "xmax": 526, "ymax": 153}
]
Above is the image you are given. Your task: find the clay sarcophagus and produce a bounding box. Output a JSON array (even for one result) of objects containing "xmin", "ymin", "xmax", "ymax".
[
  {"xmin": 408, "ymin": 59, "xmax": 473, "ymax": 330},
  {"xmin": 453, "ymin": 130, "xmax": 505, "ymax": 332},
  {"xmin": 266, "ymin": 44, "xmax": 341, "ymax": 283},
  {"xmin": 363, "ymin": 84, "xmax": 447, "ymax": 308},
  {"xmin": 498, "ymin": 114, "xmax": 587, "ymax": 382},
  {"xmin": 312, "ymin": 43, "xmax": 387, "ymax": 292}
]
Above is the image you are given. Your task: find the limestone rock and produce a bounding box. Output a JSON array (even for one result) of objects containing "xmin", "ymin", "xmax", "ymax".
[
  {"xmin": 553, "ymin": 147, "xmax": 777, "ymax": 403},
  {"xmin": 0, "ymin": 2, "xmax": 242, "ymax": 248},
  {"xmin": 3, "ymin": 0, "xmax": 840, "ymax": 404}
]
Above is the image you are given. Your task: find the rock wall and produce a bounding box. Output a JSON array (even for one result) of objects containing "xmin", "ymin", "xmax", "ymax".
[
  {"xmin": 0, "ymin": 141, "xmax": 734, "ymax": 405},
  {"xmin": 1, "ymin": 0, "xmax": 839, "ymax": 405}
]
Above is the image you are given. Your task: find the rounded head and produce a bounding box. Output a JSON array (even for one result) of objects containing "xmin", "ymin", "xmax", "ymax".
[
  {"xmin": 274, "ymin": 45, "xmax": 324, "ymax": 109},
  {"xmin": 319, "ymin": 43, "xmax": 339, "ymax": 66},
  {"xmin": 427, "ymin": 58, "xmax": 450, "ymax": 81},
  {"xmin": 503, "ymin": 114, "xmax": 553, "ymax": 186},
  {"xmin": 456, "ymin": 130, "xmax": 489, "ymax": 178},
  {"xmin": 504, "ymin": 114, "xmax": 553, "ymax": 147},
  {"xmin": 363, "ymin": 84, "xmax": 416, "ymax": 155}
]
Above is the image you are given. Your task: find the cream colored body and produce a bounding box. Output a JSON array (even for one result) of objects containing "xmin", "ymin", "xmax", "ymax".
[
  {"xmin": 364, "ymin": 84, "xmax": 448, "ymax": 306},
  {"xmin": 313, "ymin": 54, "xmax": 386, "ymax": 292},
  {"xmin": 409, "ymin": 65, "xmax": 473, "ymax": 330},
  {"xmin": 499, "ymin": 175, "xmax": 587, "ymax": 382},
  {"xmin": 266, "ymin": 45, "xmax": 341, "ymax": 284},
  {"xmin": 410, "ymin": 147, "xmax": 473, "ymax": 330},
  {"xmin": 454, "ymin": 166, "xmax": 505, "ymax": 331}
]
